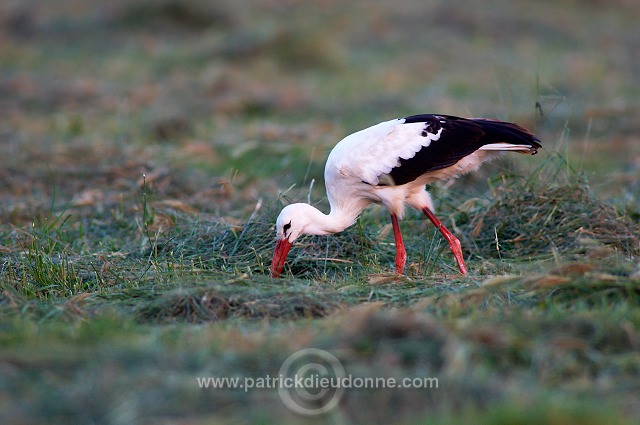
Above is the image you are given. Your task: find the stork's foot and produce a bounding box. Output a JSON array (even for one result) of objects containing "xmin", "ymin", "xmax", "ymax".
[
  {"xmin": 448, "ymin": 235, "xmax": 468, "ymax": 275},
  {"xmin": 395, "ymin": 248, "xmax": 407, "ymax": 275},
  {"xmin": 422, "ymin": 206, "xmax": 468, "ymax": 275}
]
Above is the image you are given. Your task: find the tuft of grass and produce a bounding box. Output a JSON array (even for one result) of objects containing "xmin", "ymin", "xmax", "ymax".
[
  {"xmin": 425, "ymin": 152, "xmax": 640, "ymax": 272},
  {"xmin": 2, "ymin": 214, "xmax": 93, "ymax": 301},
  {"xmin": 137, "ymin": 280, "xmax": 344, "ymax": 324}
]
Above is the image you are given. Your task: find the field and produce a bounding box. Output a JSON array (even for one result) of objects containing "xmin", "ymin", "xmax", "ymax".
[{"xmin": 1, "ymin": 0, "xmax": 640, "ymax": 423}]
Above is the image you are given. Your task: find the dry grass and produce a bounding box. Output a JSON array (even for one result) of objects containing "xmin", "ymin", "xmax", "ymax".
[
  {"xmin": 456, "ymin": 156, "xmax": 640, "ymax": 262},
  {"xmin": 137, "ymin": 282, "xmax": 343, "ymax": 323}
]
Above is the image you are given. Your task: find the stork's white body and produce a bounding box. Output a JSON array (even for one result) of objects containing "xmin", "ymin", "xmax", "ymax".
[{"xmin": 271, "ymin": 114, "xmax": 541, "ymax": 277}]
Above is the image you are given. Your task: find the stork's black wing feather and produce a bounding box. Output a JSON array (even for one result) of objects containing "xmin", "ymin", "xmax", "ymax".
[{"xmin": 383, "ymin": 114, "xmax": 541, "ymax": 186}]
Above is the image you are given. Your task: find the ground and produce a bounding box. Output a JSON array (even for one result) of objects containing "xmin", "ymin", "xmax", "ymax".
[{"xmin": 1, "ymin": 0, "xmax": 639, "ymax": 424}]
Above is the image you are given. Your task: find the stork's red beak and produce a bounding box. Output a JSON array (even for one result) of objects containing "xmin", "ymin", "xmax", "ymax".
[{"xmin": 270, "ymin": 238, "xmax": 293, "ymax": 278}]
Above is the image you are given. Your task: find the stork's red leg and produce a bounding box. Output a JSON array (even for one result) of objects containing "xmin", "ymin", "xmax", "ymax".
[
  {"xmin": 421, "ymin": 207, "xmax": 468, "ymax": 275},
  {"xmin": 390, "ymin": 214, "xmax": 406, "ymax": 274}
]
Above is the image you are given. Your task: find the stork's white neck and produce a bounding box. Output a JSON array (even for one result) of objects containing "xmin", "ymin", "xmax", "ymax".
[{"xmin": 301, "ymin": 203, "xmax": 361, "ymax": 235}]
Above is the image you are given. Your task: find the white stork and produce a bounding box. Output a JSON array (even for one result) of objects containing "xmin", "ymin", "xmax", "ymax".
[{"xmin": 270, "ymin": 114, "xmax": 541, "ymax": 278}]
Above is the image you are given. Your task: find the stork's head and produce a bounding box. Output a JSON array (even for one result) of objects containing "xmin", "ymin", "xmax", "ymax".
[{"xmin": 270, "ymin": 203, "xmax": 323, "ymax": 278}]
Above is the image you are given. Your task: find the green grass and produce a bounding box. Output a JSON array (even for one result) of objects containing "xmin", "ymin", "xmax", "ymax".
[{"xmin": 1, "ymin": 0, "xmax": 640, "ymax": 424}]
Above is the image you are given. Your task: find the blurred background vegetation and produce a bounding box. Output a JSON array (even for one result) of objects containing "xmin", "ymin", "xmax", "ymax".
[{"xmin": 1, "ymin": 0, "xmax": 639, "ymax": 222}]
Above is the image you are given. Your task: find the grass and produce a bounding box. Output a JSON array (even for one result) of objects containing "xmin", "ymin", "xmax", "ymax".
[{"xmin": 1, "ymin": 0, "xmax": 640, "ymax": 424}]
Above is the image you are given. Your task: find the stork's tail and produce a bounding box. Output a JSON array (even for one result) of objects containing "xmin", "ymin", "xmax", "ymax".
[
  {"xmin": 473, "ymin": 119, "xmax": 542, "ymax": 155},
  {"xmin": 478, "ymin": 142, "xmax": 539, "ymax": 155}
]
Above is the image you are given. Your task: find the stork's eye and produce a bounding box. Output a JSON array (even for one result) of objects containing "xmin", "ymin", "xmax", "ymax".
[{"xmin": 283, "ymin": 222, "xmax": 291, "ymax": 232}]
